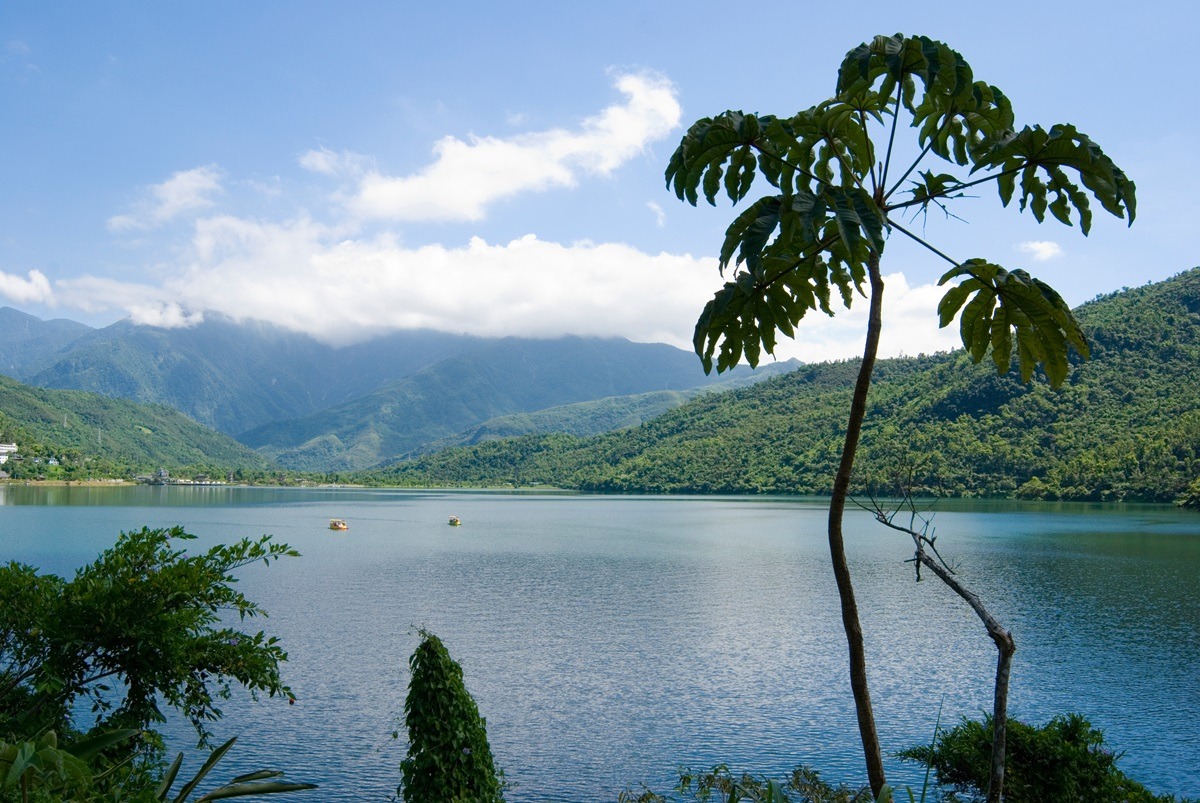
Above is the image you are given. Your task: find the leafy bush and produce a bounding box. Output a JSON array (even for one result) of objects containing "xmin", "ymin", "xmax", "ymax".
[
  {"xmin": 900, "ymin": 713, "xmax": 1183, "ymax": 802},
  {"xmin": 619, "ymin": 764, "xmax": 875, "ymax": 802},
  {"xmin": 0, "ymin": 526, "xmax": 298, "ymax": 744},
  {"xmin": 398, "ymin": 630, "xmax": 504, "ymax": 803}
]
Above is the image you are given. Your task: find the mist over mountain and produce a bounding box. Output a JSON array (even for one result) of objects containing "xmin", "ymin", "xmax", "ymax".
[
  {"xmin": 0, "ymin": 309, "xmax": 795, "ymax": 470},
  {"xmin": 8, "ymin": 314, "xmax": 484, "ymax": 434}
]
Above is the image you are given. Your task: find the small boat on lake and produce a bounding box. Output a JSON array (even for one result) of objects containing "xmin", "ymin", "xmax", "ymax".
[
  {"xmin": 448, "ymin": 515, "xmax": 461, "ymax": 526},
  {"xmin": 329, "ymin": 518, "xmax": 348, "ymax": 530}
]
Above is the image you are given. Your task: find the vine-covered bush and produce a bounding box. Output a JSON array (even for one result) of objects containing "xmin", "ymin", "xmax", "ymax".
[{"xmin": 398, "ymin": 630, "xmax": 504, "ymax": 803}]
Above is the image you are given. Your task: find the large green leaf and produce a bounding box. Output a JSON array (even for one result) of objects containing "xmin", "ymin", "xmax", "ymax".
[
  {"xmin": 665, "ymin": 112, "xmax": 771, "ymax": 206},
  {"xmin": 939, "ymin": 260, "xmax": 1088, "ymax": 387},
  {"xmin": 972, "ymin": 123, "xmax": 1135, "ymax": 231},
  {"xmin": 670, "ymin": 32, "xmax": 1130, "ymax": 385}
]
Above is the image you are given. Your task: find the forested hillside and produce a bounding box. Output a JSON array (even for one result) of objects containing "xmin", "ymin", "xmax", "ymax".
[
  {"xmin": 241, "ymin": 337, "xmax": 790, "ymax": 470},
  {"xmin": 0, "ymin": 374, "xmax": 268, "ymax": 475},
  {"xmin": 368, "ymin": 269, "xmax": 1200, "ymax": 502}
]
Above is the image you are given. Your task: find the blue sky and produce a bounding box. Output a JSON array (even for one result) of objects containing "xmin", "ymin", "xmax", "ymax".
[{"xmin": 0, "ymin": 2, "xmax": 1193, "ymax": 363}]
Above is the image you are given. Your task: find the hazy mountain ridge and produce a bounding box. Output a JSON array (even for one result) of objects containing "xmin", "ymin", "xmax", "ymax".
[
  {"xmin": 240, "ymin": 336, "xmax": 793, "ymax": 470},
  {"xmin": 371, "ymin": 268, "xmax": 1200, "ymax": 502},
  {"xmin": 415, "ymin": 359, "xmax": 802, "ymax": 456},
  {"xmin": 20, "ymin": 315, "xmax": 486, "ymax": 435},
  {"xmin": 1, "ymin": 309, "xmax": 799, "ymax": 471},
  {"xmin": 0, "ymin": 307, "xmax": 94, "ymax": 376}
]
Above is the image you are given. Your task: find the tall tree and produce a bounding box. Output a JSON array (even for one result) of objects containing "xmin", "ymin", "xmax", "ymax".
[{"xmin": 665, "ymin": 33, "xmax": 1134, "ymax": 800}]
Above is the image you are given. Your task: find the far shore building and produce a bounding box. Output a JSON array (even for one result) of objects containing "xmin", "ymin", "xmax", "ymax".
[{"xmin": 0, "ymin": 443, "xmax": 16, "ymax": 465}]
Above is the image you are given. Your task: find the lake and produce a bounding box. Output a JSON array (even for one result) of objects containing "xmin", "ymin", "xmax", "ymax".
[{"xmin": 1, "ymin": 485, "xmax": 1197, "ymax": 801}]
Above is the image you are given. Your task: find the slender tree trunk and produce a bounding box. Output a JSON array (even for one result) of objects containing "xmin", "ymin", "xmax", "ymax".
[
  {"xmin": 911, "ymin": 550, "xmax": 1015, "ymax": 803},
  {"xmin": 988, "ymin": 627, "xmax": 1015, "ymax": 803},
  {"xmin": 827, "ymin": 253, "xmax": 887, "ymax": 798}
]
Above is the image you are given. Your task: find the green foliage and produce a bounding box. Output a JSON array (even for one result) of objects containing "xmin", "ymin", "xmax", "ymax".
[
  {"xmin": 1178, "ymin": 476, "xmax": 1200, "ymax": 510},
  {"xmin": 0, "ymin": 728, "xmax": 139, "ymax": 803},
  {"xmin": 0, "ymin": 374, "xmax": 267, "ymax": 476},
  {"xmin": 664, "ymin": 33, "xmax": 1133, "ymax": 383},
  {"xmin": 0, "ymin": 527, "xmax": 298, "ymax": 746},
  {"xmin": 618, "ymin": 764, "xmax": 878, "ymax": 803},
  {"xmin": 154, "ymin": 736, "xmax": 315, "ymax": 802},
  {"xmin": 899, "ymin": 714, "xmax": 1185, "ymax": 803},
  {"xmin": 398, "ymin": 630, "xmax": 504, "ymax": 803}
]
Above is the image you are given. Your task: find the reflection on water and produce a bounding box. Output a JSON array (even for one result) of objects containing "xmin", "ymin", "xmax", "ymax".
[{"xmin": 1, "ymin": 487, "xmax": 1197, "ymax": 801}]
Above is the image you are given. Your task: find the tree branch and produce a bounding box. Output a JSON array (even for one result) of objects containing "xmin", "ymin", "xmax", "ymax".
[
  {"xmin": 887, "ymin": 165, "xmax": 1025, "ymax": 211},
  {"xmin": 879, "ymin": 91, "xmax": 903, "ymax": 194},
  {"xmin": 887, "ymin": 219, "xmax": 962, "ymax": 268}
]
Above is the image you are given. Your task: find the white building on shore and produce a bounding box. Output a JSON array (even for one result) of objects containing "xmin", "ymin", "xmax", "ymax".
[{"xmin": 0, "ymin": 443, "xmax": 17, "ymax": 465}]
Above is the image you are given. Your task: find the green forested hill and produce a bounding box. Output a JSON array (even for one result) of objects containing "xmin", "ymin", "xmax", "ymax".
[
  {"xmin": 368, "ymin": 269, "xmax": 1200, "ymax": 502},
  {"xmin": 0, "ymin": 374, "xmax": 268, "ymax": 474}
]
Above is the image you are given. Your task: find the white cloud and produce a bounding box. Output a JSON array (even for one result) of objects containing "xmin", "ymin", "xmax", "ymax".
[
  {"xmin": 53, "ymin": 206, "xmax": 965, "ymax": 365},
  {"xmin": 1016, "ymin": 240, "xmax": 1063, "ymax": 261},
  {"xmin": 107, "ymin": 166, "xmax": 223, "ymax": 232},
  {"xmin": 298, "ymin": 147, "xmax": 371, "ymax": 178},
  {"xmin": 127, "ymin": 302, "xmax": 205, "ymax": 328},
  {"xmin": 346, "ymin": 71, "xmax": 681, "ymax": 222},
  {"xmin": 0, "ymin": 269, "xmax": 53, "ymax": 304},
  {"xmin": 647, "ymin": 201, "xmax": 666, "ymax": 227},
  {"xmin": 766, "ymin": 273, "xmax": 963, "ymax": 364}
]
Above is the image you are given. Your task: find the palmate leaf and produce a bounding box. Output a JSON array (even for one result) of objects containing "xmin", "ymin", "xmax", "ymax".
[
  {"xmin": 837, "ymin": 33, "xmax": 972, "ymax": 113},
  {"xmin": 972, "ymin": 123, "xmax": 1136, "ymax": 232},
  {"xmin": 695, "ymin": 181, "xmax": 882, "ymax": 372},
  {"xmin": 693, "ymin": 255, "xmax": 838, "ymax": 373},
  {"xmin": 665, "ymin": 112, "xmax": 771, "ymax": 206},
  {"xmin": 938, "ymin": 259, "xmax": 1088, "ymax": 387}
]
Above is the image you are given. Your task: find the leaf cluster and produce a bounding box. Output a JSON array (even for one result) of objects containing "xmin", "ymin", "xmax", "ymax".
[
  {"xmin": 899, "ymin": 714, "xmax": 1187, "ymax": 803},
  {"xmin": 0, "ymin": 527, "xmax": 298, "ymax": 747},
  {"xmin": 665, "ymin": 33, "xmax": 1134, "ymax": 386}
]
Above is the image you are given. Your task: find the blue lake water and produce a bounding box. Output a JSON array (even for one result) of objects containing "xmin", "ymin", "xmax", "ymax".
[{"xmin": 1, "ymin": 485, "xmax": 1197, "ymax": 801}]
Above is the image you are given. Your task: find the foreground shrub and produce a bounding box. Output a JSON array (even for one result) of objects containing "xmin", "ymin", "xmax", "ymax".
[
  {"xmin": 900, "ymin": 713, "xmax": 1183, "ymax": 802},
  {"xmin": 619, "ymin": 764, "xmax": 874, "ymax": 802},
  {"xmin": 398, "ymin": 630, "xmax": 504, "ymax": 803},
  {"xmin": 0, "ymin": 526, "xmax": 298, "ymax": 745}
]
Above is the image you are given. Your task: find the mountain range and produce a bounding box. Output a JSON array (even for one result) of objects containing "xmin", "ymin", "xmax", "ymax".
[
  {"xmin": 0, "ymin": 308, "xmax": 794, "ymax": 470},
  {"xmin": 6, "ymin": 267, "xmax": 1197, "ymax": 497},
  {"xmin": 370, "ymin": 268, "xmax": 1200, "ymax": 503}
]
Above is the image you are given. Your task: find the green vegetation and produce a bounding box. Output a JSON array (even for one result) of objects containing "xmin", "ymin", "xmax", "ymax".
[
  {"xmin": 397, "ymin": 630, "xmax": 504, "ymax": 803},
  {"xmin": 153, "ymin": 736, "xmax": 316, "ymax": 802},
  {"xmin": 0, "ymin": 374, "xmax": 267, "ymax": 478},
  {"xmin": 621, "ymin": 765, "xmax": 876, "ymax": 802},
  {"xmin": 0, "ymin": 527, "xmax": 297, "ymax": 743},
  {"xmin": 371, "ymin": 268, "xmax": 1200, "ymax": 504},
  {"xmin": 0, "ymin": 527, "xmax": 310, "ymax": 802},
  {"xmin": 900, "ymin": 714, "xmax": 1186, "ymax": 803}
]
